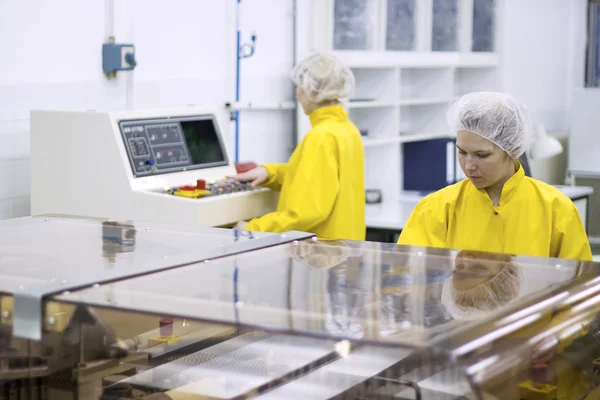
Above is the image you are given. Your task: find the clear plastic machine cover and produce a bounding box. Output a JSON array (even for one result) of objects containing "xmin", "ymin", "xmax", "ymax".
[
  {"xmin": 47, "ymin": 239, "xmax": 600, "ymax": 399},
  {"xmin": 0, "ymin": 215, "xmax": 273, "ymax": 296},
  {"xmin": 2, "ymin": 216, "xmax": 600, "ymax": 399}
]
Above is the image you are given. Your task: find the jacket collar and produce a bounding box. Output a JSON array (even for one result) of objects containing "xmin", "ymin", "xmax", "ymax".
[
  {"xmin": 475, "ymin": 162, "xmax": 526, "ymax": 206},
  {"xmin": 309, "ymin": 104, "xmax": 348, "ymax": 127}
]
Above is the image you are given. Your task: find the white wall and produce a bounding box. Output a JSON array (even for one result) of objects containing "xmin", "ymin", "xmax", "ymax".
[
  {"xmin": 0, "ymin": 0, "xmax": 592, "ymax": 220},
  {"xmin": 0, "ymin": 0, "xmax": 296, "ymax": 219},
  {"xmin": 498, "ymin": 0, "xmax": 588, "ymax": 132}
]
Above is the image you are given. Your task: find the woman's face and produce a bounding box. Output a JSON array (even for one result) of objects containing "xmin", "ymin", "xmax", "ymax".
[
  {"xmin": 452, "ymin": 250, "xmax": 510, "ymax": 291},
  {"xmin": 456, "ymin": 130, "xmax": 514, "ymax": 189}
]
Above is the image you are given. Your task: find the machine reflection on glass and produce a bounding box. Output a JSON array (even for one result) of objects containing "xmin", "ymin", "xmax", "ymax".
[
  {"xmin": 441, "ymin": 250, "xmax": 523, "ymax": 321},
  {"xmin": 102, "ymin": 221, "xmax": 137, "ymax": 263},
  {"xmin": 4, "ymin": 216, "xmax": 600, "ymax": 400}
]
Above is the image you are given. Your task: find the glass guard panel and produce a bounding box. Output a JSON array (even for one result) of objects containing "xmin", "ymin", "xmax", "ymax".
[
  {"xmin": 0, "ymin": 216, "xmax": 272, "ymax": 295},
  {"xmin": 432, "ymin": 0, "xmax": 458, "ymax": 51},
  {"xmin": 472, "ymin": 0, "xmax": 495, "ymax": 52},
  {"xmin": 386, "ymin": 0, "xmax": 416, "ymax": 51},
  {"xmin": 54, "ymin": 240, "xmax": 588, "ymax": 350},
  {"xmin": 10, "ymin": 299, "xmax": 478, "ymax": 400},
  {"xmin": 334, "ymin": 0, "xmax": 376, "ymax": 50}
]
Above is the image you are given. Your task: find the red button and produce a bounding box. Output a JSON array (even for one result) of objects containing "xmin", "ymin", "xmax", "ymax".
[
  {"xmin": 179, "ymin": 185, "xmax": 196, "ymax": 191},
  {"xmin": 235, "ymin": 162, "xmax": 257, "ymax": 174}
]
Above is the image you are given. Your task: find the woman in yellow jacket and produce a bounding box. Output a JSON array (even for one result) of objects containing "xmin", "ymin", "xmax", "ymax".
[
  {"xmin": 398, "ymin": 92, "xmax": 592, "ymax": 261},
  {"xmin": 232, "ymin": 53, "xmax": 365, "ymax": 241}
]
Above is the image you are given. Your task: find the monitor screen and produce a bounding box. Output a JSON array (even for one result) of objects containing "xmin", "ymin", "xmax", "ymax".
[
  {"xmin": 119, "ymin": 115, "xmax": 229, "ymax": 178},
  {"xmin": 181, "ymin": 118, "xmax": 226, "ymax": 165}
]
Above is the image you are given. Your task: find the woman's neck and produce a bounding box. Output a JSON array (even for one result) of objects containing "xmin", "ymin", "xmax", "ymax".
[{"xmin": 486, "ymin": 162, "xmax": 518, "ymax": 206}]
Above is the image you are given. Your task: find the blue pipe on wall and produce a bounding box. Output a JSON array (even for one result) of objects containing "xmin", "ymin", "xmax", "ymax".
[{"xmin": 234, "ymin": 0, "xmax": 256, "ymax": 163}]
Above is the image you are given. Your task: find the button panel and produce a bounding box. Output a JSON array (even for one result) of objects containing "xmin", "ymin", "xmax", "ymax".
[{"xmin": 168, "ymin": 178, "xmax": 257, "ymax": 199}]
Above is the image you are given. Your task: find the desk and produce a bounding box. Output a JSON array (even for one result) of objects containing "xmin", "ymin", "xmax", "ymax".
[{"xmin": 366, "ymin": 185, "xmax": 595, "ymax": 243}]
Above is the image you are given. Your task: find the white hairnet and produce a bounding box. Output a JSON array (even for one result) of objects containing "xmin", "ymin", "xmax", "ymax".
[
  {"xmin": 292, "ymin": 52, "xmax": 355, "ymax": 103},
  {"xmin": 447, "ymin": 92, "xmax": 531, "ymax": 159},
  {"xmin": 441, "ymin": 262, "xmax": 523, "ymax": 321}
]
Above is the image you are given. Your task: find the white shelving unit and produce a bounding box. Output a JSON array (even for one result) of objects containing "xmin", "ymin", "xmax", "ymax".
[{"xmin": 296, "ymin": 0, "xmax": 499, "ymax": 203}]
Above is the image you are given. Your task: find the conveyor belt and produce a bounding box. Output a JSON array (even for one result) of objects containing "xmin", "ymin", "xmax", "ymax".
[
  {"xmin": 120, "ymin": 333, "xmax": 338, "ymax": 399},
  {"xmin": 256, "ymin": 346, "xmax": 413, "ymax": 399}
]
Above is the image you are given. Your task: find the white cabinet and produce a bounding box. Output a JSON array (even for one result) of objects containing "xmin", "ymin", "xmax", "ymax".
[
  {"xmin": 333, "ymin": 0, "xmax": 380, "ymax": 51},
  {"xmin": 296, "ymin": 0, "xmax": 498, "ymax": 202},
  {"xmin": 385, "ymin": 0, "xmax": 417, "ymax": 51}
]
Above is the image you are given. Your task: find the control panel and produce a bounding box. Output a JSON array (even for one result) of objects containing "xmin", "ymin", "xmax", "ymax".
[
  {"xmin": 164, "ymin": 178, "xmax": 260, "ymax": 199},
  {"xmin": 119, "ymin": 115, "xmax": 228, "ymax": 178},
  {"xmin": 31, "ymin": 108, "xmax": 279, "ymax": 227}
]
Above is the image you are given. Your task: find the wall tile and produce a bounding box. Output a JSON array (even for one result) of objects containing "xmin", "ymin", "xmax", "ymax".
[
  {"xmin": 0, "ymin": 198, "xmax": 13, "ymax": 219},
  {"xmin": 0, "ymin": 133, "xmax": 14, "ymax": 160},
  {"xmin": 14, "ymin": 158, "xmax": 30, "ymax": 197},
  {"xmin": 0, "ymin": 85, "xmax": 15, "ymax": 121},
  {"xmin": 13, "ymin": 195, "xmax": 30, "ymax": 218},
  {"xmin": 13, "ymin": 131, "xmax": 30, "ymax": 159},
  {"xmin": 0, "ymin": 160, "xmax": 14, "ymax": 200}
]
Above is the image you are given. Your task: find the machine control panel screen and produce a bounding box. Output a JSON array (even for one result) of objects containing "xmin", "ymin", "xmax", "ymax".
[{"xmin": 119, "ymin": 115, "xmax": 228, "ymax": 177}]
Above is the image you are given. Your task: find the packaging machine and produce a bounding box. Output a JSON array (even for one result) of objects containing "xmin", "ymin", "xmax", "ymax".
[{"xmin": 2, "ymin": 215, "xmax": 600, "ymax": 399}]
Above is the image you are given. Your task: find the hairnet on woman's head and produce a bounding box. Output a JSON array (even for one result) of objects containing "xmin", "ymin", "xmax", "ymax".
[
  {"xmin": 441, "ymin": 261, "xmax": 523, "ymax": 321},
  {"xmin": 292, "ymin": 52, "xmax": 355, "ymax": 103},
  {"xmin": 447, "ymin": 92, "xmax": 531, "ymax": 159}
]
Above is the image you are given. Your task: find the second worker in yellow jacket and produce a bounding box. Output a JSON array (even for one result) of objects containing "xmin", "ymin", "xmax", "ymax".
[
  {"xmin": 232, "ymin": 53, "xmax": 365, "ymax": 241},
  {"xmin": 398, "ymin": 92, "xmax": 592, "ymax": 261}
]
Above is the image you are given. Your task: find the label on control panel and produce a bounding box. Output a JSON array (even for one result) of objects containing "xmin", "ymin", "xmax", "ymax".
[
  {"xmin": 121, "ymin": 122, "xmax": 191, "ymax": 174},
  {"xmin": 154, "ymin": 145, "xmax": 189, "ymax": 166},
  {"xmin": 128, "ymin": 137, "xmax": 150, "ymax": 157},
  {"xmin": 147, "ymin": 124, "xmax": 181, "ymax": 146},
  {"xmin": 119, "ymin": 115, "xmax": 229, "ymax": 178}
]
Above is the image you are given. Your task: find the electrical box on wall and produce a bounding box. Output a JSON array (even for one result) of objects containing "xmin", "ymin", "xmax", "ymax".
[{"xmin": 102, "ymin": 42, "xmax": 136, "ymax": 77}]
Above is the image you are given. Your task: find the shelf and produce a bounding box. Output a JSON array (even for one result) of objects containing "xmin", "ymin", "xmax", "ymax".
[
  {"xmin": 362, "ymin": 136, "xmax": 403, "ymax": 148},
  {"xmin": 399, "ymin": 97, "xmax": 457, "ymax": 106},
  {"xmin": 362, "ymin": 132, "xmax": 454, "ymax": 148},
  {"xmin": 348, "ymin": 100, "xmax": 396, "ymax": 109},
  {"xmin": 399, "ymin": 133, "xmax": 454, "ymax": 143},
  {"xmin": 227, "ymin": 101, "xmax": 296, "ymax": 111}
]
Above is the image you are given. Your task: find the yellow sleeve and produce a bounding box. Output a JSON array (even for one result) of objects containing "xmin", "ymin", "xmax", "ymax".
[
  {"xmin": 397, "ymin": 197, "xmax": 446, "ymax": 248},
  {"xmin": 555, "ymin": 208, "xmax": 593, "ymax": 261},
  {"xmin": 261, "ymin": 163, "xmax": 287, "ymax": 191},
  {"xmin": 246, "ymin": 134, "xmax": 339, "ymax": 234}
]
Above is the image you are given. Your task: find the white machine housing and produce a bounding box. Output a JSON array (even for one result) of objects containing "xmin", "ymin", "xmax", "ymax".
[{"xmin": 30, "ymin": 108, "xmax": 279, "ymax": 226}]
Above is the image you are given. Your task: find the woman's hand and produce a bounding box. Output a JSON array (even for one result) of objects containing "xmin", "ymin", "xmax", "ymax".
[
  {"xmin": 231, "ymin": 166, "xmax": 268, "ymax": 187},
  {"xmin": 233, "ymin": 221, "xmax": 249, "ymax": 231},
  {"xmin": 531, "ymin": 336, "xmax": 559, "ymax": 365},
  {"xmin": 530, "ymin": 336, "xmax": 559, "ymax": 385}
]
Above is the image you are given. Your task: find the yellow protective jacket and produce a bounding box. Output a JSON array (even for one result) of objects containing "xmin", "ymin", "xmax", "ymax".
[
  {"xmin": 398, "ymin": 164, "xmax": 592, "ymax": 261},
  {"xmin": 246, "ymin": 104, "xmax": 365, "ymax": 241}
]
